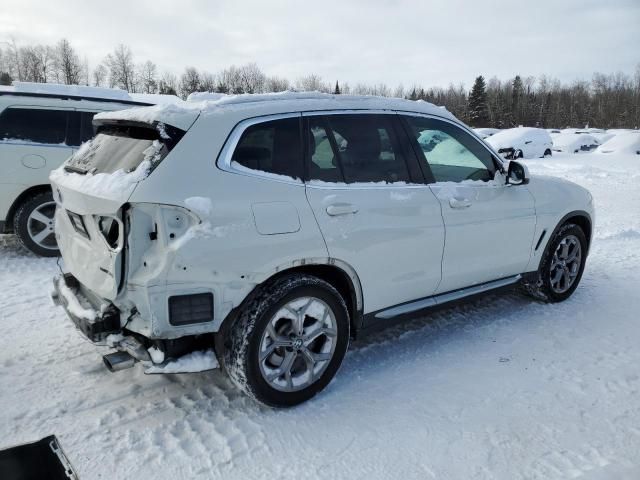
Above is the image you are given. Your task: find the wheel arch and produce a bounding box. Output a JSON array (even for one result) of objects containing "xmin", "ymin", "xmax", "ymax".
[
  {"xmin": 4, "ymin": 184, "xmax": 52, "ymax": 232},
  {"xmin": 216, "ymin": 259, "xmax": 364, "ymax": 358},
  {"xmin": 544, "ymin": 210, "xmax": 593, "ymax": 257}
]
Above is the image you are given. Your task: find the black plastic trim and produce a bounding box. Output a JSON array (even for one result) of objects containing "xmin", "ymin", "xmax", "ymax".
[{"xmin": 0, "ymin": 90, "xmax": 153, "ymax": 106}]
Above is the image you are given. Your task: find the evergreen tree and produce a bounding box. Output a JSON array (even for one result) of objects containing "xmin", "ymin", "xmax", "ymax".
[
  {"xmin": 512, "ymin": 75, "xmax": 524, "ymax": 125},
  {"xmin": 334, "ymin": 80, "xmax": 341, "ymax": 94},
  {"xmin": 0, "ymin": 72, "xmax": 12, "ymax": 85},
  {"xmin": 468, "ymin": 75, "xmax": 489, "ymax": 126}
]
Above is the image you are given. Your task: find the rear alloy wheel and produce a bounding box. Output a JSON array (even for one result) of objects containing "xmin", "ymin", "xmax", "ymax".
[
  {"xmin": 524, "ymin": 223, "xmax": 587, "ymax": 302},
  {"xmin": 224, "ymin": 274, "xmax": 350, "ymax": 407},
  {"xmin": 14, "ymin": 191, "xmax": 59, "ymax": 257}
]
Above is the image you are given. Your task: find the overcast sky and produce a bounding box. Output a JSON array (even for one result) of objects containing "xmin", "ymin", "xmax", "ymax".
[{"xmin": 1, "ymin": 0, "xmax": 639, "ymax": 88}]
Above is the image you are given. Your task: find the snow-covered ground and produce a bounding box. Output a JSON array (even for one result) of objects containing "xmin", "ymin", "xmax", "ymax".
[{"xmin": 1, "ymin": 152, "xmax": 639, "ymax": 479}]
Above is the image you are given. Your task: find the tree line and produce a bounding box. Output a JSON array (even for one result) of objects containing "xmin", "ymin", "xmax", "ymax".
[{"xmin": 1, "ymin": 38, "xmax": 638, "ymax": 129}]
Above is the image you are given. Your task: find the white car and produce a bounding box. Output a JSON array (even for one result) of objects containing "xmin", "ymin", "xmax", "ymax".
[
  {"xmin": 473, "ymin": 128, "xmax": 500, "ymax": 139},
  {"xmin": 0, "ymin": 82, "xmax": 181, "ymax": 256},
  {"xmin": 486, "ymin": 127, "xmax": 553, "ymax": 159},
  {"xmin": 50, "ymin": 93, "xmax": 594, "ymax": 407},
  {"xmin": 596, "ymin": 132, "xmax": 640, "ymax": 155},
  {"xmin": 552, "ymin": 133, "xmax": 600, "ymax": 154}
]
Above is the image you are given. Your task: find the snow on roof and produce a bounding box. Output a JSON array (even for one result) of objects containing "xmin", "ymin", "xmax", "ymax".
[
  {"xmin": 186, "ymin": 92, "xmax": 228, "ymax": 102},
  {"xmin": 596, "ymin": 131, "xmax": 640, "ymax": 154},
  {"xmin": 128, "ymin": 93, "xmax": 183, "ymax": 105},
  {"xmin": 3, "ymin": 81, "xmax": 180, "ymax": 106},
  {"xmin": 486, "ymin": 127, "xmax": 551, "ymax": 149},
  {"xmin": 11, "ymin": 81, "xmax": 131, "ymax": 101},
  {"xmin": 552, "ymin": 132, "xmax": 598, "ymax": 151},
  {"xmin": 95, "ymin": 91, "xmax": 454, "ymax": 131}
]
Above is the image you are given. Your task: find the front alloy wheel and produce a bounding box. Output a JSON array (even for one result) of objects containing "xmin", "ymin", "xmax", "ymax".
[
  {"xmin": 224, "ymin": 274, "xmax": 349, "ymax": 407},
  {"xmin": 549, "ymin": 234, "xmax": 582, "ymax": 294}
]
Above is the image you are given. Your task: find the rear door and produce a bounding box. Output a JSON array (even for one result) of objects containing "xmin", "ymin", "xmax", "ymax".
[
  {"xmin": 304, "ymin": 112, "xmax": 444, "ymax": 315},
  {"xmin": 402, "ymin": 115, "xmax": 537, "ymax": 293}
]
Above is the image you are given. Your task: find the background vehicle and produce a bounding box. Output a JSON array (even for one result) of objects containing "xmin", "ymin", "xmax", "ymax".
[
  {"xmin": 50, "ymin": 93, "xmax": 593, "ymax": 407},
  {"xmin": 486, "ymin": 127, "xmax": 553, "ymax": 159},
  {"xmin": 595, "ymin": 131, "xmax": 640, "ymax": 155},
  {"xmin": 473, "ymin": 128, "xmax": 501, "ymax": 139},
  {"xmin": 552, "ymin": 132, "xmax": 600, "ymax": 153},
  {"xmin": 0, "ymin": 82, "xmax": 180, "ymax": 256}
]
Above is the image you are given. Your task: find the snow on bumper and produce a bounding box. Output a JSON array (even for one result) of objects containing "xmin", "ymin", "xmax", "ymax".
[{"xmin": 51, "ymin": 275, "xmax": 120, "ymax": 343}]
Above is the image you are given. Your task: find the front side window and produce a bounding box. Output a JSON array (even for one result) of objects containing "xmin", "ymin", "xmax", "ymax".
[
  {"xmin": 307, "ymin": 114, "xmax": 410, "ymax": 184},
  {"xmin": 404, "ymin": 116, "xmax": 496, "ymax": 183},
  {"xmin": 0, "ymin": 107, "xmax": 67, "ymax": 145},
  {"xmin": 231, "ymin": 117, "xmax": 303, "ymax": 180}
]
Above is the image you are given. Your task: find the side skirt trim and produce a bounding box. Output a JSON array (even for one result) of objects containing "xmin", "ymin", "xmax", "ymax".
[{"xmin": 374, "ymin": 274, "xmax": 522, "ymax": 320}]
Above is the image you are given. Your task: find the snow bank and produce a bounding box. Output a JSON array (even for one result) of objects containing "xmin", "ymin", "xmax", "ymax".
[
  {"xmin": 187, "ymin": 92, "xmax": 228, "ymax": 102},
  {"xmin": 596, "ymin": 132, "xmax": 640, "ymax": 155},
  {"xmin": 145, "ymin": 349, "xmax": 219, "ymax": 374}
]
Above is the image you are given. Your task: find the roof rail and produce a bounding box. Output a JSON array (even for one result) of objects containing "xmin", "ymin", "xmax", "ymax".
[{"xmin": 0, "ymin": 82, "xmax": 182, "ymax": 106}]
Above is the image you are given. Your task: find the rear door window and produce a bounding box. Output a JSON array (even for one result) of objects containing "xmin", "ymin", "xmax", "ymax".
[
  {"xmin": 306, "ymin": 114, "xmax": 411, "ymax": 184},
  {"xmin": 231, "ymin": 117, "xmax": 303, "ymax": 180},
  {"xmin": 0, "ymin": 107, "xmax": 67, "ymax": 145}
]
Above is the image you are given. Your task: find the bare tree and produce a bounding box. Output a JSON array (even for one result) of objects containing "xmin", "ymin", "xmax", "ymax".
[
  {"xmin": 139, "ymin": 60, "xmax": 158, "ymax": 93},
  {"xmin": 266, "ymin": 75, "xmax": 290, "ymax": 92},
  {"xmin": 92, "ymin": 64, "xmax": 108, "ymax": 87},
  {"xmin": 237, "ymin": 63, "xmax": 266, "ymax": 93},
  {"xmin": 55, "ymin": 39, "xmax": 81, "ymax": 85},
  {"xmin": 179, "ymin": 67, "xmax": 201, "ymax": 98},
  {"xmin": 200, "ymin": 71, "xmax": 216, "ymax": 92},
  {"xmin": 158, "ymin": 71, "xmax": 178, "ymax": 95},
  {"xmin": 104, "ymin": 44, "xmax": 136, "ymax": 91},
  {"xmin": 296, "ymin": 74, "xmax": 328, "ymax": 92}
]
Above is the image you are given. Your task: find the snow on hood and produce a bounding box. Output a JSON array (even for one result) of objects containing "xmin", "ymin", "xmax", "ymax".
[
  {"xmin": 596, "ymin": 132, "xmax": 640, "ymax": 154},
  {"xmin": 94, "ymin": 91, "xmax": 454, "ymax": 132},
  {"xmin": 486, "ymin": 127, "xmax": 551, "ymax": 150}
]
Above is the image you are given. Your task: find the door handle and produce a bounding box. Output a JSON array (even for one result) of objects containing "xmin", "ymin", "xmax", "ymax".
[
  {"xmin": 326, "ymin": 203, "xmax": 358, "ymax": 216},
  {"xmin": 449, "ymin": 197, "xmax": 472, "ymax": 209}
]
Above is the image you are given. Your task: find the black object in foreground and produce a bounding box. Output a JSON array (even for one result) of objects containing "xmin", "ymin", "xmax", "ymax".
[{"xmin": 0, "ymin": 435, "xmax": 78, "ymax": 480}]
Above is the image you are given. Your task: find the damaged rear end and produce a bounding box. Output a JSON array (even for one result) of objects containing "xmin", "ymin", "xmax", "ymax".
[{"xmin": 50, "ymin": 106, "xmax": 218, "ymax": 374}]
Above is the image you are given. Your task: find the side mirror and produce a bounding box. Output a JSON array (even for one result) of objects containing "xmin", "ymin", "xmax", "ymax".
[{"xmin": 506, "ymin": 160, "xmax": 530, "ymax": 185}]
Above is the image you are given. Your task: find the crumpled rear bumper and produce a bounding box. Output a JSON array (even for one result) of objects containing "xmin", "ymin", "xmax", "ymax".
[{"xmin": 51, "ymin": 274, "xmax": 120, "ymax": 343}]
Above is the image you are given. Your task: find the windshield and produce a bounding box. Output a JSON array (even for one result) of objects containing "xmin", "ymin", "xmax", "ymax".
[{"xmin": 64, "ymin": 124, "xmax": 182, "ymax": 175}]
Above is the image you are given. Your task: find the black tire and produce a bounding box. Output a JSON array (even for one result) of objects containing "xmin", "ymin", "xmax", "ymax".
[
  {"xmin": 224, "ymin": 274, "xmax": 350, "ymax": 407},
  {"xmin": 523, "ymin": 223, "xmax": 587, "ymax": 302},
  {"xmin": 13, "ymin": 191, "xmax": 59, "ymax": 257}
]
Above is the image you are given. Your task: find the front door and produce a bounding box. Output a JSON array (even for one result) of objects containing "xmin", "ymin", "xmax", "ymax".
[{"xmin": 402, "ymin": 115, "xmax": 537, "ymax": 294}]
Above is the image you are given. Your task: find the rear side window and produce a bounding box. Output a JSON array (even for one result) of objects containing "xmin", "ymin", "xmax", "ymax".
[
  {"xmin": 66, "ymin": 111, "xmax": 98, "ymax": 147},
  {"xmin": 0, "ymin": 107, "xmax": 67, "ymax": 145},
  {"xmin": 231, "ymin": 117, "xmax": 303, "ymax": 180},
  {"xmin": 404, "ymin": 116, "xmax": 496, "ymax": 183},
  {"xmin": 307, "ymin": 114, "xmax": 411, "ymax": 184}
]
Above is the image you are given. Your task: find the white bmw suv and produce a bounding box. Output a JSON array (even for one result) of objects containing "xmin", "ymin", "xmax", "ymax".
[
  {"xmin": 0, "ymin": 82, "xmax": 179, "ymax": 256},
  {"xmin": 50, "ymin": 93, "xmax": 594, "ymax": 407}
]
